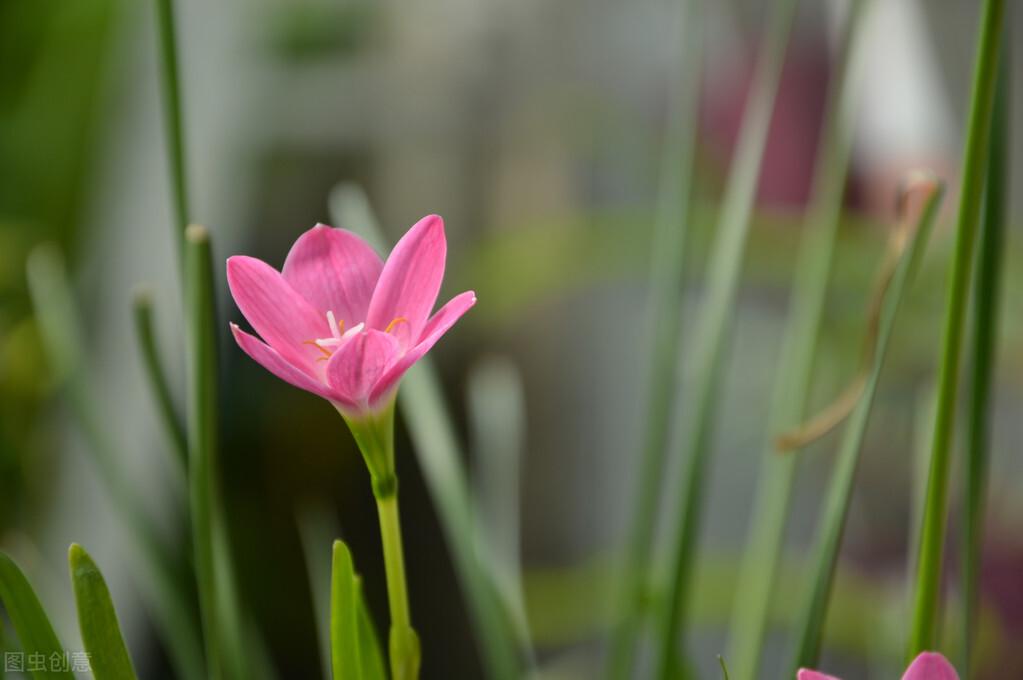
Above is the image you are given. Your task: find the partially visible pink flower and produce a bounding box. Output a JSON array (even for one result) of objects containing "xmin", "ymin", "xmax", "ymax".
[
  {"xmin": 798, "ymin": 652, "xmax": 958, "ymax": 680},
  {"xmin": 227, "ymin": 215, "xmax": 475, "ymax": 417}
]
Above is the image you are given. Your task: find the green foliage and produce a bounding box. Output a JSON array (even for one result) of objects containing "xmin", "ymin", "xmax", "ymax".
[
  {"xmin": 0, "ymin": 551, "xmax": 73, "ymax": 680},
  {"xmin": 331, "ymin": 540, "xmax": 386, "ymax": 680},
  {"xmin": 68, "ymin": 544, "xmax": 138, "ymax": 680}
]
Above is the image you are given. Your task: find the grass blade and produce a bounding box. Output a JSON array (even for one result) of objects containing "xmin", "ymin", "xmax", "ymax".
[
  {"xmin": 357, "ymin": 581, "xmax": 387, "ymax": 680},
  {"xmin": 68, "ymin": 544, "xmax": 138, "ymax": 680},
  {"xmin": 606, "ymin": 0, "xmax": 703, "ymax": 675},
  {"xmin": 654, "ymin": 0, "xmax": 799, "ymax": 675},
  {"xmin": 185, "ymin": 225, "xmax": 250, "ymax": 680},
  {"xmin": 726, "ymin": 2, "xmax": 869, "ymax": 677},
  {"xmin": 0, "ymin": 551, "xmax": 73, "ymax": 680},
  {"xmin": 907, "ymin": 0, "xmax": 1006, "ymax": 656},
  {"xmin": 961, "ymin": 42, "xmax": 1009, "ymax": 677},
  {"xmin": 789, "ymin": 183, "xmax": 944, "ymax": 673},
  {"xmin": 132, "ymin": 289, "xmax": 188, "ymax": 469},
  {"xmin": 26, "ymin": 245, "xmax": 205, "ymax": 680},
  {"xmin": 467, "ymin": 356, "xmax": 532, "ymax": 656},
  {"xmin": 330, "ymin": 540, "xmax": 362, "ymax": 680},
  {"xmin": 330, "ymin": 183, "xmax": 523, "ymax": 680},
  {"xmin": 153, "ymin": 0, "xmax": 190, "ymax": 252}
]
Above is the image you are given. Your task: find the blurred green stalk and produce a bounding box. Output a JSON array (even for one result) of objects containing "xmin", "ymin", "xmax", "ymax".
[
  {"xmin": 907, "ymin": 0, "xmax": 1005, "ymax": 657},
  {"xmin": 789, "ymin": 184, "xmax": 944, "ymax": 674},
  {"xmin": 154, "ymin": 0, "xmax": 190, "ymax": 251},
  {"xmin": 961, "ymin": 43, "xmax": 1009, "ymax": 678},
  {"xmin": 133, "ymin": 290, "xmax": 188, "ymax": 469},
  {"xmin": 26, "ymin": 246, "xmax": 205, "ymax": 680},
  {"xmin": 654, "ymin": 0, "xmax": 798, "ymax": 676},
  {"xmin": 330, "ymin": 184, "xmax": 524, "ymax": 679},
  {"xmin": 725, "ymin": 3, "xmax": 868, "ymax": 678},
  {"xmin": 185, "ymin": 226, "xmax": 249, "ymax": 680},
  {"xmin": 605, "ymin": 0, "xmax": 702, "ymax": 676}
]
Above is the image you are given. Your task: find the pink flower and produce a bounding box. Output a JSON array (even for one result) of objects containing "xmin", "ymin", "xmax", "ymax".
[
  {"xmin": 227, "ymin": 215, "xmax": 476, "ymax": 418},
  {"xmin": 798, "ymin": 652, "xmax": 959, "ymax": 680}
]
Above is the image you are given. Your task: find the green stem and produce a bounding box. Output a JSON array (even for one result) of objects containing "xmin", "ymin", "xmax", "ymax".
[
  {"xmin": 908, "ymin": 0, "xmax": 1005, "ymax": 657},
  {"xmin": 726, "ymin": 3, "xmax": 867, "ymax": 678},
  {"xmin": 346, "ymin": 405, "xmax": 420, "ymax": 680},
  {"xmin": 154, "ymin": 0, "xmax": 190, "ymax": 250},
  {"xmin": 653, "ymin": 0, "xmax": 798, "ymax": 675},
  {"xmin": 606, "ymin": 1, "xmax": 702, "ymax": 677},
  {"xmin": 133, "ymin": 289, "xmax": 188, "ymax": 469},
  {"xmin": 962, "ymin": 42, "xmax": 1009, "ymax": 678},
  {"xmin": 377, "ymin": 495, "xmax": 412, "ymax": 633}
]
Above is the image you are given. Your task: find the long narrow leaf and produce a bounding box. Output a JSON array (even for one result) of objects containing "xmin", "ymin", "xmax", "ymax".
[
  {"xmin": 132, "ymin": 290, "xmax": 188, "ymax": 469},
  {"xmin": 908, "ymin": 0, "xmax": 1006, "ymax": 656},
  {"xmin": 297, "ymin": 506, "xmax": 338, "ymax": 680},
  {"xmin": 331, "ymin": 540, "xmax": 362, "ymax": 680},
  {"xmin": 606, "ymin": 0, "xmax": 703, "ymax": 675},
  {"xmin": 962, "ymin": 42, "xmax": 1009, "ymax": 676},
  {"xmin": 0, "ymin": 551, "xmax": 73, "ymax": 680},
  {"xmin": 153, "ymin": 0, "xmax": 190, "ymax": 254},
  {"xmin": 726, "ymin": 2, "xmax": 870, "ymax": 677},
  {"xmin": 26, "ymin": 245, "xmax": 205, "ymax": 680},
  {"xmin": 356, "ymin": 581, "xmax": 387, "ymax": 680},
  {"xmin": 184, "ymin": 225, "xmax": 250, "ymax": 680},
  {"xmin": 330, "ymin": 183, "xmax": 523, "ymax": 680},
  {"xmin": 68, "ymin": 544, "xmax": 138, "ymax": 680},
  {"xmin": 789, "ymin": 184, "xmax": 944, "ymax": 673},
  {"xmin": 654, "ymin": 0, "xmax": 799, "ymax": 675}
]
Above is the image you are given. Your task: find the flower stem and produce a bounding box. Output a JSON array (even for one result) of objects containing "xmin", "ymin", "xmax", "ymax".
[
  {"xmin": 346, "ymin": 406, "xmax": 421, "ymax": 680},
  {"xmin": 907, "ymin": 0, "xmax": 1005, "ymax": 657}
]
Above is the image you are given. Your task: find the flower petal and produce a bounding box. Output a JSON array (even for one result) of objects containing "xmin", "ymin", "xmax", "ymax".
[
  {"xmin": 369, "ymin": 290, "xmax": 476, "ymax": 405},
  {"xmin": 796, "ymin": 671, "xmax": 841, "ymax": 680},
  {"xmin": 231, "ymin": 324, "xmax": 335, "ymax": 401},
  {"xmin": 365, "ymin": 214, "xmax": 446, "ymax": 343},
  {"xmin": 902, "ymin": 653, "xmax": 958, "ymax": 680},
  {"xmin": 282, "ymin": 224, "xmax": 384, "ymax": 323},
  {"xmin": 227, "ymin": 255, "xmax": 329, "ymax": 371},
  {"xmin": 325, "ymin": 329, "xmax": 401, "ymax": 407}
]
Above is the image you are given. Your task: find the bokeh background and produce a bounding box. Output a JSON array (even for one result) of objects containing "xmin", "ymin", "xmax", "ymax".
[{"xmin": 1, "ymin": 0, "xmax": 1021, "ymax": 678}]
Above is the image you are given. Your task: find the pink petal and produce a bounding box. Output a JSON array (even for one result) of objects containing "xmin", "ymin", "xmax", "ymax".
[
  {"xmin": 325, "ymin": 329, "xmax": 401, "ymax": 408},
  {"xmin": 227, "ymin": 255, "xmax": 329, "ymax": 371},
  {"xmin": 282, "ymin": 224, "xmax": 384, "ymax": 323},
  {"xmin": 369, "ymin": 290, "xmax": 476, "ymax": 404},
  {"xmin": 231, "ymin": 324, "xmax": 335, "ymax": 401},
  {"xmin": 902, "ymin": 653, "xmax": 958, "ymax": 680},
  {"xmin": 365, "ymin": 214, "xmax": 446, "ymax": 344},
  {"xmin": 797, "ymin": 670, "xmax": 841, "ymax": 680}
]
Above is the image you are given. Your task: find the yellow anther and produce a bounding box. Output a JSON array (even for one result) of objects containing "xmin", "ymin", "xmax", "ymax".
[
  {"xmin": 384, "ymin": 316, "xmax": 409, "ymax": 334},
  {"xmin": 302, "ymin": 340, "xmax": 332, "ymax": 358}
]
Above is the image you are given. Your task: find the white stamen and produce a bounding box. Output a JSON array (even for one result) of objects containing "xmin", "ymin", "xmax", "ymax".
[{"xmin": 326, "ymin": 310, "xmax": 340, "ymax": 338}]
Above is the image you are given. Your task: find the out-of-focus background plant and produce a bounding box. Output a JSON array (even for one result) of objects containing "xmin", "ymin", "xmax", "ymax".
[{"xmin": 0, "ymin": 0, "xmax": 1020, "ymax": 678}]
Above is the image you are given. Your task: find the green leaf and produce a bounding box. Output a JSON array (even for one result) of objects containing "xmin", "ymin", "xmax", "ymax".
[
  {"xmin": 726, "ymin": 2, "xmax": 870, "ymax": 677},
  {"xmin": 0, "ymin": 551, "xmax": 73, "ymax": 680},
  {"xmin": 654, "ymin": 0, "xmax": 799, "ymax": 675},
  {"xmin": 789, "ymin": 184, "xmax": 945, "ymax": 673},
  {"xmin": 330, "ymin": 540, "xmax": 387, "ymax": 680},
  {"xmin": 356, "ymin": 579, "xmax": 387, "ymax": 680},
  {"xmin": 68, "ymin": 544, "xmax": 138, "ymax": 680},
  {"xmin": 962, "ymin": 40, "xmax": 1009, "ymax": 676},
  {"xmin": 330, "ymin": 540, "xmax": 361, "ymax": 679},
  {"xmin": 909, "ymin": 0, "xmax": 1006, "ymax": 656}
]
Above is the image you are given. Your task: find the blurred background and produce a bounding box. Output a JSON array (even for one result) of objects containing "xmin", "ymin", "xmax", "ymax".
[{"xmin": 1, "ymin": 0, "xmax": 1021, "ymax": 678}]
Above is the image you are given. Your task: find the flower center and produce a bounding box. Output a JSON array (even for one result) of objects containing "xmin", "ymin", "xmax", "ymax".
[{"xmin": 303, "ymin": 311, "xmax": 408, "ymax": 361}]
